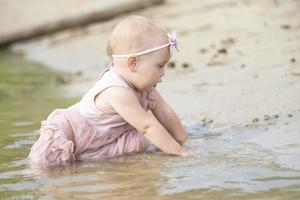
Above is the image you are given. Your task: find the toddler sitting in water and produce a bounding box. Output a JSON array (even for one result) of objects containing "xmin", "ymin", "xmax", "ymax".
[{"xmin": 28, "ymin": 15, "xmax": 191, "ymax": 167}]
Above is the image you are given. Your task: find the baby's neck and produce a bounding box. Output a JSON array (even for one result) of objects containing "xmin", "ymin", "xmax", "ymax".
[{"xmin": 112, "ymin": 64, "xmax": 139, "ymax": 92}]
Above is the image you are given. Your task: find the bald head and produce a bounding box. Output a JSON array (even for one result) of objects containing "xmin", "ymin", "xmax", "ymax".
[{"xmin": 106, "ymin": 15, "xmax": 168, "ymax": 58}]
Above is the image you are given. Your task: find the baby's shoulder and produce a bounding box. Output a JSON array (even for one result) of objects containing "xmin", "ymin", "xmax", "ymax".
[{"xmin": 95, "ymin": 87, "xmax": 137, "ymax": 113}]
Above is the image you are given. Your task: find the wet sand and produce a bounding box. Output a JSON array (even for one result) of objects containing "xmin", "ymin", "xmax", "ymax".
[
  {"xmin": 10, "ymin": 0, "xmax": 300, "ymax": 129},
  {"xmin": 1, "ymin": 0, "xmax": 300, "ymax": 198}
]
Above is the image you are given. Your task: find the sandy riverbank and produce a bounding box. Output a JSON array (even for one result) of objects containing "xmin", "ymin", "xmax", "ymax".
[
  {"xmin": 9, "ymin": 0, "xmax": 300, "ymax": 128},
  {"xmin": 1, "ymin": 1, "xmax": 300, "ymax": 198}
]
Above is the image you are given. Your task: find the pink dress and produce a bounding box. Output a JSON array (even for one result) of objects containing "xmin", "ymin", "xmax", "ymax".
[{"xmin": 28, "ymin": 66, "xmax": 156, "ymax": 167}]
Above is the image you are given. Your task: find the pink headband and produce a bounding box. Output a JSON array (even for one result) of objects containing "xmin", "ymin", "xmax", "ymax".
[{"xmin": 112, "ymin": 30, "xmax": 179, "ymax": 58}]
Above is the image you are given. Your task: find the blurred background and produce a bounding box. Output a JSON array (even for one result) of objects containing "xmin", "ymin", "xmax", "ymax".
[{"xmin": 0, "ymin": 0, "xmax": 300, "ymax": 199}]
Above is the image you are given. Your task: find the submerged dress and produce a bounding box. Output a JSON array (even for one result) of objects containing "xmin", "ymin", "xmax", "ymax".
[{"xmin": 28, "ymin": 66, "xmax": 156, "ymax": 167}]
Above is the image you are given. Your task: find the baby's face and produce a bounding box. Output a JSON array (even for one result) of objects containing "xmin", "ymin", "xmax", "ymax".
[{"xmin": 135, "ymin": 47, "xmax": 171, "ymax": 91}]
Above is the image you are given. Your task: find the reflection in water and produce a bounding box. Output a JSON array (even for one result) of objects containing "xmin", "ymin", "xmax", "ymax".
[
  {"xmin": 27, "ymin": 154, "xmax": 171, "ymax": 200},
  {"xmin": 1, "ymin": 52, "xmax": 300, "ymax": 199},
  {"xmin": 162, "ymin": 124, "xmax": 300, "ymax": 197}
]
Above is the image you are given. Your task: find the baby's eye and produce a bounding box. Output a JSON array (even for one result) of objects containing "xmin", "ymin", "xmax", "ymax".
[{"xmin": 158, "ymin": 65, "xmax": 164, "ymax": 68}]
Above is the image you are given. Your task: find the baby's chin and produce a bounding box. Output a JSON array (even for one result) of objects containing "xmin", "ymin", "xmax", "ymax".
[
  {"xmin": 136, "ymin": 81, "xmax": 160, "ymax": 91},
  {"xmin": 140, "ymin": 84, "xmax": 157, "ymax": 91},
  {"xmin": 153, "ymin": 79, "xmax": 163, "ymax": 88}
]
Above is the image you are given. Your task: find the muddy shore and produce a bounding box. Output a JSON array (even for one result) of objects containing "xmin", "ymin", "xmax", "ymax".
[
  {"xmin": 8, "ymin": 0, "xmax": 300, "ymax": 129},
  {"xmin": 1, "ymin": 1, "xmax": 300, "ymax": 199}
]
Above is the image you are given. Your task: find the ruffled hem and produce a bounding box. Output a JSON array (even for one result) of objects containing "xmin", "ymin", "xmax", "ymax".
[
  {"xmin": 28, "ymin": 120, "xmax": 75, "ymax": 167},
  {"xmin": 76, "ymin": 129, "xmax": 150, "ymax": 161}
]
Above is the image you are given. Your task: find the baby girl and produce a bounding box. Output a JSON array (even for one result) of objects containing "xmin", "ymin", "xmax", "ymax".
[{"xmin": 28, "ymin": 15, "xmax": 191, "ymax": 167}]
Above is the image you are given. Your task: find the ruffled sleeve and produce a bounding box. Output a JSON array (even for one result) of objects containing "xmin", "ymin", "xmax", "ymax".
[{"xmin": 146, "ymin": 87, "xmax": 158, "ymax": 111}]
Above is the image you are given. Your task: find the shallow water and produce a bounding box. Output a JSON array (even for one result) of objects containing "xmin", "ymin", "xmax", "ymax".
[{"xmin": 1, "ymin": 52, "xmax": 300, "ymax": 199}]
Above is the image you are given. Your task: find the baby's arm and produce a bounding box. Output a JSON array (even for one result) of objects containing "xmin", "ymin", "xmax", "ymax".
[
  {"xmin": 98, "ymin": 87, "xmax": 187, "ymax": 156},
  {"xmin": 150, "ymin": 89, "xmax": 188, "ymax": 145}
]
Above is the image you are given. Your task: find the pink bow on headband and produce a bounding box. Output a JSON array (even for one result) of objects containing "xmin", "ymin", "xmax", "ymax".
[
  {"xmin": 112, "ymin": 30, "xmax": 179, "ymax": 58},
  {"xmin": 168, "ymin": 30, "xmax": 179, "ymax": 55}
]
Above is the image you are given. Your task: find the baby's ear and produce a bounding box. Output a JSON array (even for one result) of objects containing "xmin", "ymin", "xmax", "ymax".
[{"xmin": 127, "ymin": 56, "xmax": 138, "ymax": 72}]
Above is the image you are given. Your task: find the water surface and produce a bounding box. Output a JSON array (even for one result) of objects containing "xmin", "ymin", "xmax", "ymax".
[{"xmin": 0, "ymin": 51, "xmax": 300, "ymax": 199}]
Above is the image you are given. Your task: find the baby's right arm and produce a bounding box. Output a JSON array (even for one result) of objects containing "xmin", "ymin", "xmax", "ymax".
[{"xmin": 97, "ymin": 87, "xmax": 187, "ymax": 156}]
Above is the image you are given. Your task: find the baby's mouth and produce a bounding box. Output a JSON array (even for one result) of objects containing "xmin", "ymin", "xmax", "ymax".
[{"xmin": 154, "ymin": 79, "xmax": 162, "ymax": 87}]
